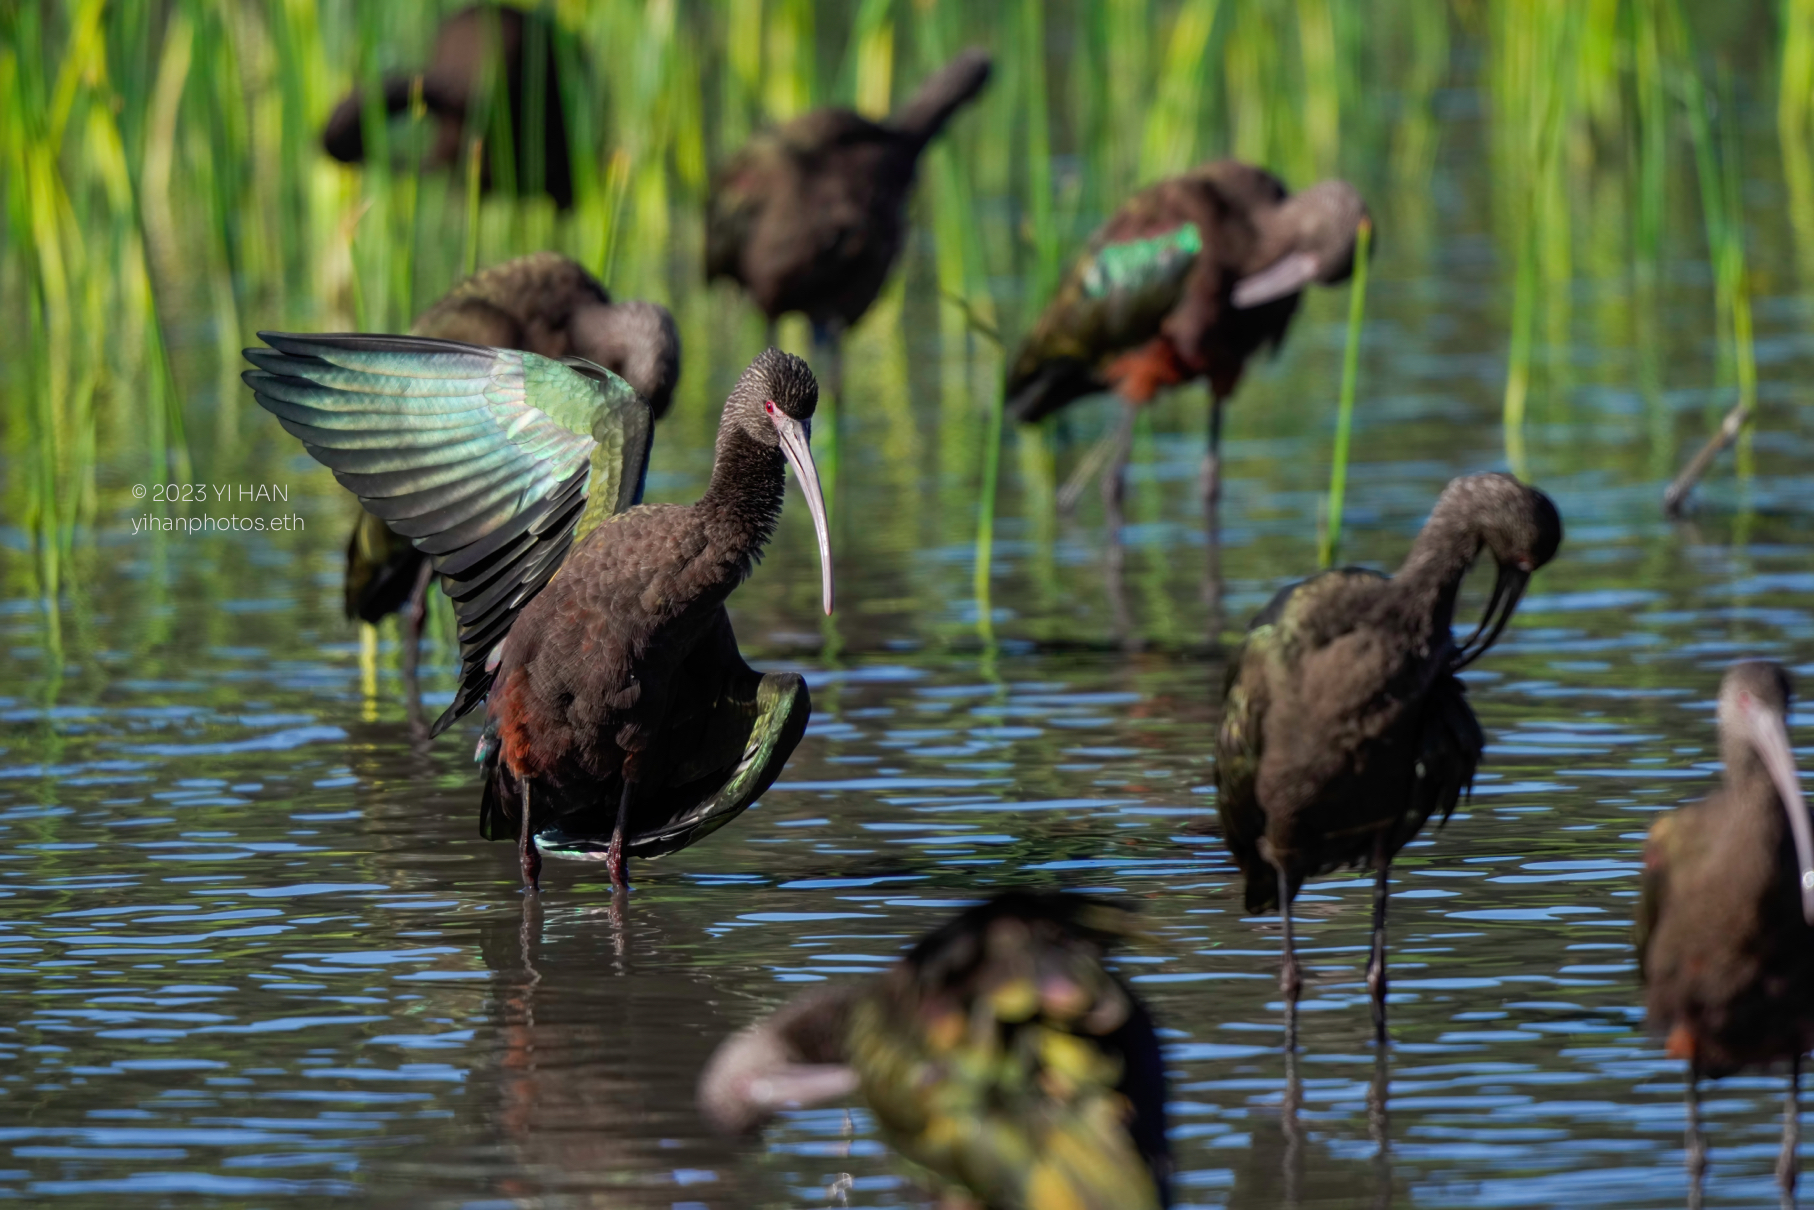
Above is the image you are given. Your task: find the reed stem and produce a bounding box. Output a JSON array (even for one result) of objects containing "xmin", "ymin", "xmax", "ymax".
[{"xmin": 1319, "ymin": 218, "xmax": 1370, "ymax": 569}]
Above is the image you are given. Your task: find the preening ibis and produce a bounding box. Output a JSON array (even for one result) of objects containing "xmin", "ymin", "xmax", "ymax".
[
  {"xmin": 1006, "ymin": 161, "xmax": 1368, "ymax": 511},
  {"xmin": 699, "ymin": 891, "xmax": 1172, "ymax": 1209},
  {"xmin": 1209, "ymin": 473, "xmax": 1561, "ymax": 1042}
]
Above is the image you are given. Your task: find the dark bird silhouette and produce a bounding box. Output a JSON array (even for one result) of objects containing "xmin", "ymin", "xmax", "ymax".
[
  {"xmin": 323, "ymin": 4, "xmax": 573, "ymax": 207},
  {"xmin": 699, "ymin": 891, "xmax": 1171, "ymax": 1209},
  {"xmin": 343, "ymin": 253, "xmax": 681, "ymax": 689},
  {"xmin": 1006, "ymin": 161, "xmax": 1368, "ymax": 510},
  {"xmin": 1636, "ymin": 661, "xmax": 1814, "ymax": 1194},
  {"xmin": 1209, "ymin": 473, "xmax": 1561, "ymax": 1042},
  {"xmin": 706, "ymin": 49, "xmax": 992, "ymax": 397},
  {"xmin": 244, "ymin": 337, "xmax": 829, "ymax": 893}
]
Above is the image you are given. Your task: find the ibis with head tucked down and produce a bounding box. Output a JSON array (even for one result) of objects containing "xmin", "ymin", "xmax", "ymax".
[
  {"xmin": 1007, "ymin": 161, "xmax": 1369, "ymax": 511},
  {"xmin": 1209, "ymin": 473, "xmax": 1562, "ymax": 1042},
  {"xmin": 699, "ymin": 890, "xmax": 1172, "ymax": 1210}
]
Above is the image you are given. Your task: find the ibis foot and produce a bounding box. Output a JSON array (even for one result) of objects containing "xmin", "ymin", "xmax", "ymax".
[
  {"xmin": 605, "ymin": 835, "xmax": 627, "ymax": 890},
  {"xmin": 1199, "ymin": 451, "xmax": 1222, "ymax": 506},
  {"xmin": 1366, "ymin": 957, "xmax": 1389, "ymax": 1044},
  {"xmin": 606, "ymin": 778, "xmax": 635, "ymax": 890},
  {"xmin": 518, "ymin": 781, "xmax": 541, "ymax": 893}
]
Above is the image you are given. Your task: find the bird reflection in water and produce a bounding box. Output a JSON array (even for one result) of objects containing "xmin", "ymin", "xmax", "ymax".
[
  {"xmin": 466, "ymin": 894, "xmax": 758, "ymax": 1208},
  {"xmin": 1228, "ymin": 1046, "xmax": 1397, "ymax": 1210}
]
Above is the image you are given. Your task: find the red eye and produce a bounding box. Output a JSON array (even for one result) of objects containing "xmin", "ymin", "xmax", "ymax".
[{"xmin": 764, "ymin": 399, "xmax": 776, "ymax": 415}]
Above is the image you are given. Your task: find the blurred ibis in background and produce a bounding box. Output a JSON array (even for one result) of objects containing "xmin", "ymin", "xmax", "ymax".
[
  {"xmin": 1006, "ymin": 161, "xmax": 1368, "ymax": 511},
  {"xmin": 343, "ymin": 253, "xmax": 680, "ymax": 689},
  {"xmin": 245, "ymin": 339, "xmax": 829, "ymax": 892},
  {"xmin": 699, "ymin": 890, "xmax": 1172, "ymax": 1209},
  {"xmin": 1208, "ymin": 473, "xmax": 1561, "ymax": 1043},
  {"xmin": 706, "ymin": 49, "xmax": 992, "ymax": 399},
  {"xmin": 1636, "ymin": 660, "xmax": 1814, "ymax": 1194},
  {"xmin": 322, "ymin": 4, "xmax": 575, "ymax": 207}
]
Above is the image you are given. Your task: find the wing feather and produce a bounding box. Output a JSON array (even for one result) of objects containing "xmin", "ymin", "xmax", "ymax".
[{"xmin": 243, "ymin": 331, "xmax": 652, "ymax": 734}]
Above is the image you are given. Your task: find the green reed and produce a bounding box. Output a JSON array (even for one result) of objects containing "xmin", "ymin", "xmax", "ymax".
[
  {"xmin": 0, "ymin": 0, "xmax": 1794, "ymax": 663},
  {"xmin": 1318, "ymin": 217, "xmax": 1371, "ymax": 569}
]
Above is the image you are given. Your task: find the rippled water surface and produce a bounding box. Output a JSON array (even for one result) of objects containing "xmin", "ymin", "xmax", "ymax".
[{"xmin": 8, "ymin": 38, "xmax": 1814, "ymax": 1210}]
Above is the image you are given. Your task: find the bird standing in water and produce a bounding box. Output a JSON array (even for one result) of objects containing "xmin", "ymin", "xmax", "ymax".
[
  {"xmin": 343, "ymin": 253, "xmax": 680, "ymax": 691},
  {"xmin": 1636, "ymin": 661, "xmax": 1814, "ymax": 1194},
  {"xmin": 246, "ymin": 339, "xmax": 829, "ymax": 893},
  {"xmin": 323, "ymin": 4, "xmax": 575, "ymax": 207},
  {"xmin": 699, "ymin": 891, "xmax": 1172, "ymax": 1210},
  {"xmin": 706, "ymin": 49, "xmax": 992, "ymax": 400},
  {"xmin": 1006, "ymin": 161, "xmax": 1368, "ymax": 511},
  {"xmin": 1210, "ymin": 473, "xmax": 1561, "ymax": 1042}
]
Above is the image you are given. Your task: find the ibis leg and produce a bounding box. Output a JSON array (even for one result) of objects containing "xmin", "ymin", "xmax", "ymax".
[
  {"xmin": 1686, "ymin": 1065, "xmax": 1707, "ymax": 1182},
  {"xmin": 1268, "ymin": 847, "xmax": 1300, "ymax": 1056},
  {"xmin": 402, "ymin": 558, "xmax": 433, "ymax": 682},
  {"xmin": 605, "ymin": 779, "xmax": 635, "ymax": 890},
  {"xmin": 402, "ymin": 559, "xmax": 433, "ymax": 731},
  {"xmin": 1367, "ymin": 856, "xmax": 1391, "ymax": 1045},
  {"xmin": 1201, "ymin": 393, "xmax": 1224, "ymax": 506},
  {"xmin": 1781, "ymin": 1056, "xmax": 1802, "ymax": 1193},
  {"xmin": 1100, "ymin": 400, "xmax": 1137, "ymax": 510},
  {"xmin": 1056, "ymin": 403, "xmax": 1134, "ymax": 514},
  {"xmin": 518, "ymin": 780, "xmax": 541, "ymax": 893}
]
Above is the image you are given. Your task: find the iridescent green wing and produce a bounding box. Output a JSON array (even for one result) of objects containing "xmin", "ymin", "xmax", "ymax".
[
  {"xmin": 1006, "ymin": 220, "xmax": 1204, "ymax": 418},
  {"xmin": 242, "ymin": 332, "xmax": 651, "ymax": 734},
  {"xmin": 1079, "ymin": 223, "xmax": 1203, "ymax": 303},
  {"xmin": 848, "ymin": 895, "xmax": 1166, "ymax": 1210}
]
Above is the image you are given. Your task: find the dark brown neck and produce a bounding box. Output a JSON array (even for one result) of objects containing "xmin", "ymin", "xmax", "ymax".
[
  {"xmin": 698, "ymin": 425, "xmax": 786, "ymax": 564},
  {"xmin": 1389, "ymin": 509, "xmax": 1483, "ymax": 648}
]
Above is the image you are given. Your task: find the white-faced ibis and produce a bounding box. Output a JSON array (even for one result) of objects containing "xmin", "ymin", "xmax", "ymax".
[
  {"xmin": 706, "ymin": 49, "xmax": 992, "ymax": 395},
  {"xmin": 1006, "ymin": 161, "xmax": 1368, "ymax": 510},
  {"xmin": 1636, "ymin": 661, "xmax": 1814, "ymax": 1193},
  {"xmin": 323, "ymin": 4, "xmax": 573, "ymax": 207},
  {"xmin": 344, "ymin": 252, "xmax": 680, "ymax": 687},
  {"xmin": 699, "ymin": 891, "xmax": 1171, "ymax": 1209},
  {"xmin": 1210, "ymin": 473, "xmax": 1562, "ymax": 1042},
  {"xmin": 244, "ymin": 338, "xmax": 829, "ymax": 892}
]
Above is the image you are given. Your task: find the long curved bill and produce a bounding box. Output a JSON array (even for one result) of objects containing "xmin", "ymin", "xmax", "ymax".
[
  {"xmin": 1451, "ymin": 564, "xmax": 1529, "ymax": 671},
  {"xmin": 771, "ymin": 413, "xmax": 834, "ymax": 614},
  {"xmin": 1741, "ymin": 696, "xmax": 1814, "ymax": 924}
]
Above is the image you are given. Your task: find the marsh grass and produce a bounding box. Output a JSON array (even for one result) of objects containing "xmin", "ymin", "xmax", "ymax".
[
  {"xmin": 1318, "ymin": 217, "xmax": 1370, "ymax": 569},
  {"xmin": 0, "ymin": 0, "xmax": 1791, "ymax": 656}
]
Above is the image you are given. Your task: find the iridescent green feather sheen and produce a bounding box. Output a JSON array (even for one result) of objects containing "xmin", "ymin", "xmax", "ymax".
[
  {"xmin": 1081, "ymin": 223, "xmax": 1202, "ymax": 300},
  {"xmin": 627, "ymin": 672, "xmax": 810, "ymax": 858},
  {"xmin": 846, "ymin": 902, "xmax": 1163, "ymax": 1210}
]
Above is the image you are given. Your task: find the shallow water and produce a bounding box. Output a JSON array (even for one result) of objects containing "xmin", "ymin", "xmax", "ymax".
[{"xmin": 7, "ymin": 30, "xmax": 1814, "ymax": 1210}]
